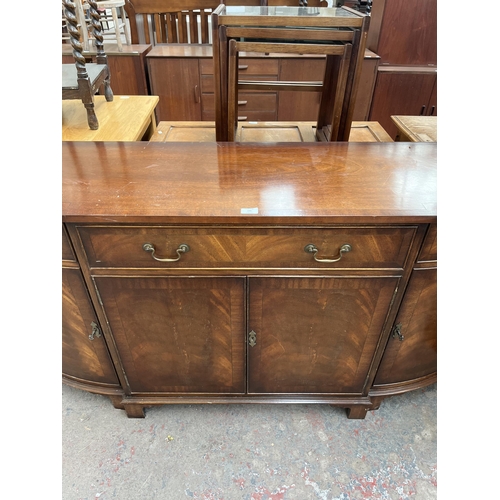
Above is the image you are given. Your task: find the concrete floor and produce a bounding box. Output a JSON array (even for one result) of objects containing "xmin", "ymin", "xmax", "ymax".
[{"xmin": 62, "ymin": 383, "xmax": 437, "ymax": 499}]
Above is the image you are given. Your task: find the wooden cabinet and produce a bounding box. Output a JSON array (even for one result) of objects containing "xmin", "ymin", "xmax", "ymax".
[
  {"xmin": 62, "ymin": 44, "xmax": 152, "ymax": 96},
  {"xmin": 146, "ymin": 45, "xmax": 379, "ymax": 123},
  {"xmin": 369, "ymin": 68, "xmax": 437, "ymax": 138},
  {"xmin": 373, "ymin": 224, "xmax": 437, "ymax": 389},
  {"xmin": 148, "ymin": 57, "xmax": 202, "ymax": 120},
  {"xmin": 62, "ymin": 226, "xmax": 121, "ymax": 399},
  {"xmin": 63, "ymin": 141, "xmax": 437, "ymax": 419},
  {"xmin": 367, "ymin": 0, "xmax": 437, "ymax": 139}
]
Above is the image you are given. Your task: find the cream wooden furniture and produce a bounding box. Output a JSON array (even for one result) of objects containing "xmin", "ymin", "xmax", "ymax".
[
  {"xmin": 62, "ymin": 0, "xmax": 113, "ymax": 130},
  {"xmin": 83, "ymin": 0, "xmax": 131, "ymax": 51},
  {"xmin": 149, "ymin": 120, "xmax": 393, "ymax": 142},
  {"xmin": 63, "ymin": 141, "xmax": 436, "ymax": 420},
  {"xmin": 62, "ymin": 0, "xmax": 89, "ymax": 49},
  {"xmin": 391, "ymin": 115, "xmax": 437, "ymax": 142},
  {"xmin": 212, "ymin": 4, "xmax": 370, "ymax": 141},
  {"xmin": 62, "ymin": 95, "xmax": 158, "ymax": 141}
]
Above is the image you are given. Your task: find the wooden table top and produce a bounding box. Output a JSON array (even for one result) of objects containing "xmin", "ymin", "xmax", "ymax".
[
  {"xmin": 63, "ymin": 142, "xmax": 436, "ymax": 225},
  {"xmin": 391, "ymin": 115, "xmax": 437, "ymax": 142},
  {"xmin": 62, "ymin": 95, "xmax": 159, "ymax": 141},
  {"xmin": 150, "ymin": 121, "xmax": 393, "ymax": 143}
]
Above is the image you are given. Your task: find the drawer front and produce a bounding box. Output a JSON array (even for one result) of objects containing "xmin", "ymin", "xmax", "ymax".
[
  {"xmin": 76, "ymin": 226, "xmax": 416, "ymax": 269},
  {"xmin": 200, "ymin": 58, "xmax": 278, "ymax": 76},
  {"xmin": 237, "ymin": 93, "xmax": 277, "ymax": 112},
  {"xmin": 200, "ymin": 58, "xmax": 214, "ymax": 75},
  {"xmin": 237, "ymin": 58, "xmax": 279, "ymax": 76}
]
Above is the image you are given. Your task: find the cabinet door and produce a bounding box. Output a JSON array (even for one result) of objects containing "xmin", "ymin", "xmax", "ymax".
[
  {"xmin": 248, "ymin": 276, "xmax": 399, "ymax": 394},
  {"xmin": 62, "ymin": 268, "xmax": 120, "ymax": 386},
  {"xmin": 369, "ymin": 71, "xmax": 437, "ymax": 139},
  {"xmin": 94, "ymin": 277, "xmax": 245, "ymax": 394},
  {"xmin": 374, "ymin": 268, "xmax": 437, "ymax": 386},
  {"xmin": 147, "ymin": 58, "xmax": 201, "ymax": 121}
]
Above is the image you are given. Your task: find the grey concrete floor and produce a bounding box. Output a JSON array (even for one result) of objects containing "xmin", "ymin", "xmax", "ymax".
[{"xmin": 62, "ymin": 383, "xmax": 437, "ymax": 500}]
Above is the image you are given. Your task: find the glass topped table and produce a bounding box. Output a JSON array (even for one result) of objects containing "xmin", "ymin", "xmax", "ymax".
[{"xmin": 211, "ymin": 4, "xmax": 370, "ymax": 141}]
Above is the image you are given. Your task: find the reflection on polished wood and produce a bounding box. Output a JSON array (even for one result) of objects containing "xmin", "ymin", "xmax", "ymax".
[
  {"xmin": 150, "ymin": 120, "xmax": 393, "ymax": 143},
  {"xmin": 391, "ymin": 115, "xmax": 437, "ymax": 142},
  {"xmin": 62, "ymin": 95, "xmax": 159, "ymax": 141},
  {"xmin": 62, "ymin": 141, "xmax": 435, "ymax": 224}
]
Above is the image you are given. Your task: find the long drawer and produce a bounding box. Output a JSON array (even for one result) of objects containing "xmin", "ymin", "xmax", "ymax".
[{"xmin": 75, "ymin": 226, "xmax": 417, "ymax": 269}]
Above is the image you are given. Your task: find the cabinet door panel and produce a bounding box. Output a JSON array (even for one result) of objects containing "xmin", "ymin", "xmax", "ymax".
[
  {"xmin": 248, "ymin": 276, "xmax": 399, "ymax": 394},
  {"xmin": 374, "ymin": 268, "xmax": 437, "ymax": 386},
  {"xmin": 147, "ymin": 58, "xmax": 201, "ymax": 121},
  {"xmin": 95, "ymin": 277, "xmax": 245, "ymax": 394},
  {"xmin": 62, "ymin": 269, "xmax": 119, "ymax": 386},
  {"xmin": 369, "ymin": 71, "xmax": 437, "ymax": 138}
]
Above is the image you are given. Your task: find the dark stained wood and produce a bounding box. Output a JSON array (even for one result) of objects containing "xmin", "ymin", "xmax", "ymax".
[
  {"xmin": 62, "ymin": 44, "xmax": 152, "ymax": 95},
  {"xmin": 75, "ymin": 225, "xmax": 416, "ymax": 270},
  {"xmin": 418, "ymin": 223, "xmax": 437, "ymax": 263},
  {"xmin": 147, "ymin": 57, "xmax": 202, "ymax": 120},
  {"xmin": 62, "ymin": 142, "xmax": 437, "ymax": 224},
  {"xmin": 62, "ymin": 268, "xmax": 120, "ymax": 387},
  {"xmin": 373, "ymin": 268, "xmax": 437, "ymax": 386},
  {"xmin": 94, "ymin": 276, "xmax": 246, "ymax": 394},
  {"xmin": 62, "ymin": 0, "xmax": 113, "ymax": 130},
  {"xmin": 63, "ymin": 142, "xmax": 436, "ymax": 419},
  {"xmin": 369, "ymin": 69, "xmax": 437, "ymax": 139},
  {"xmin": 62, "ymin": 224, "xmax": 76, "ymax": 262},
  {"xmin": 368, "ymin": 0, "xmax": 437, "ymax": 66},
  {"xmin": 248, "ymin": 276, "xmax": 399, "ymax": 394}
]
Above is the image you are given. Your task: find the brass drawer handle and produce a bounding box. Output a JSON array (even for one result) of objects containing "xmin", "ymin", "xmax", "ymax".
[
  {"xmin": 304, "ymin": 243, "xmax": 352, "ymax": 263},
  {"xmin": 143, "ymin": 243, "xmax": 190, "ymax": 262}
]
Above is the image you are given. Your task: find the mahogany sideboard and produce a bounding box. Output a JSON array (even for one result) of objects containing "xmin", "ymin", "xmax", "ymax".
[{"xmin": 62, "ymin": 141, "xmax": 437, "ymax": 419}]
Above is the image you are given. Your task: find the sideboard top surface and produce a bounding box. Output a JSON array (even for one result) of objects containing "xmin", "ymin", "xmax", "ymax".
[{"xmin": 62, "ymin": 142, "xmax": 436, "ymax": 224}]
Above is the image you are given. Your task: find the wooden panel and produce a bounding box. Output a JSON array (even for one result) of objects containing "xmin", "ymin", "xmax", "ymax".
[
  {"xmin": 77, "ymin": 225, "xmax": 416, "ymax": 270},
  {"xmin": 95, "ymin": 277, "xmax": 246, "ymax": 394},
  {"xmin": 149, "ymin": 120, "xmax": 392, "ymax": 143},
  {"xmin": 62, "ymin": 44, "xmax": 152, "ymax": 95},
  {"xmin": 278, "ymin": 58, "xmax": 324, "ymax": 121},
  {"xmin": 62, "ymin": 225, "xmax": 76, "ymax": 262},
  {"xmin": 62, "ymin": 268, "xmax": 120, "ymax": 386},
  {"xmin": 369, "ymin": 70, "xmax": 437, "ymax": 139},
  {"xmin": 418, "ymin": 223, "xmax": 437, "ymax": 263},
  {"xmin": 374, "ymin": 268, "xmax": 437, "ymax": 385},
  {"xmin": 248, "ymin": 276, "xmax": 399, "ymax": 393},
  {"xmin": 62, "ymin": 142, "xmax": 437, "ymax": 225},
  {"xmin": 369, "ymin": 0, "xmax": 437, "ymax": 66},
  {"xmin": 147, "ymin": 58, "xmax": 201, "ymax": 121},
  {"xmin": 391, "ymin": 115, "xmax": 437, "ymax": 143}
]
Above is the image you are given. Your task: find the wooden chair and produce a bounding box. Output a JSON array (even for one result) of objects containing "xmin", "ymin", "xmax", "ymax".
[
  {"xmin": 124, "ymin": 0, "xmax": 222, "ymax": 44},
  {"xmin": 62, "ymin": 0, "xmax": 113, "ymax": 130}
]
